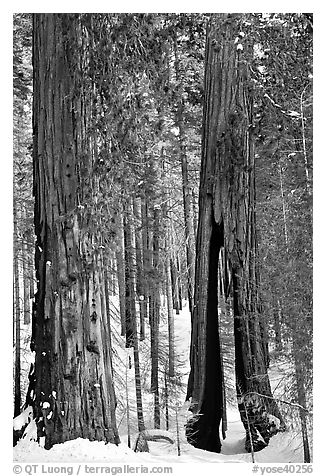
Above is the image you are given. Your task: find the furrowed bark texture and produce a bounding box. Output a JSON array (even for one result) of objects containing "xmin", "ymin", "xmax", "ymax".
[
  {"xmin": 32, "ymin": 14, "xmax": 119, "ymax": 448},
  {"xmin": 186, "ymin": 14, "xmax": 282, "ymax": 453}
]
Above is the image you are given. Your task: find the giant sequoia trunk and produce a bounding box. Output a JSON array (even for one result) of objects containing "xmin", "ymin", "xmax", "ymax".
[
  {"xmin": 30, "ymin": 14, "xmax": 119, "ymax": 448},
  {"xmin": 186, "ymin": 14, "xmax": 282, "ymax": 453}
]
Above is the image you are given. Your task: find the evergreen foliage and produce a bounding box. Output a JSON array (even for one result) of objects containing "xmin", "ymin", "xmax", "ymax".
[{"xmin": 13, "ymin": 13, "xmax": 312, "ymax": 460}]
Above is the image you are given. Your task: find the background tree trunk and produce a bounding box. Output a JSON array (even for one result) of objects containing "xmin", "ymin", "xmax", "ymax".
[
  {"xmin": 22, "ymin": 212, "xmax": 32, "ymax": 325},
  {"xmin": 149, "ymin": 206, "xmax": 161, "ymax": 429},
  {"xmin": 123, "ymin": 196, "xmax": 148, "ymax": 450},
  {"xmin": 141, "ymin": 196, "xmax": 150, "ymax": 332},
  {"xmin": 116, "ymin": 209, "xmax": 126, "ymax": 336},
  {"xmin": 166, "ymin": 257, "xmax": 175, "ymax": 379},
  {"xmin": 173, "ymin": 36, "xmax": 196, "ymax": 314},
  {"xmin": 14, "ymin": 203, "xmax": 22, "ymax": 417},
  {"xmin": 133, "ymin": 197, "xmax": 146, "ymax": 341}
]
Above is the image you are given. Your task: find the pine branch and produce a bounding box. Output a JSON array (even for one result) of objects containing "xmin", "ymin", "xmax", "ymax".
[{"xmin": 244, "ymin": 391, "xmax": 311, "ymax": 414}]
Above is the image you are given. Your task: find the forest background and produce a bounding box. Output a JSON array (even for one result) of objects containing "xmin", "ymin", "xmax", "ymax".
[{"xmin": 1, "ymin": 2, "xmax": 324, "ymax": 471}]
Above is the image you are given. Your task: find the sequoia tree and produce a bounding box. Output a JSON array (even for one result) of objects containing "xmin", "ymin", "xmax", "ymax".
[
  {"xmin": 29, "ymin": 14, "xmax": 119, "ymax": 448},
  {"xmin": 186, "ymin": 13, "xmax": 282, "ymax": 453}
]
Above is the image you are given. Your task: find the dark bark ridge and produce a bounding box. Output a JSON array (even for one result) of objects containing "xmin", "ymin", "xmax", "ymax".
[{"xmin": 30, "ymin": 14, "xmax": 119, "ymax": 449}]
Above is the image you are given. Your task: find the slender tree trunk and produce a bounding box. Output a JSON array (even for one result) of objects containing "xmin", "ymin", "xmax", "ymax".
[
  {"xmin": 125, "ymin": 353, "xmax": 131, "ymax": 448},
  {"xmin": 116, "ymin": 209, "xmax": 126, "ymax": 336},
  {"xmin": 103, "ymin": 255, "xmax": 113, "ymax": 355},
  {"xmin": 133, "ymin": 197, "xmax": 146, "ymax": 340},
  {"xmin": 175, "ymin": 406, "xmax": 181, "ymax": 456},
  {"xmin": 162, "ymin": 199, "xmax": 175, "ymax": 379},
  {"xmin": 22, "ymin": 215, "xmax": 31, "ymax": 325},
  {"xmin": 31, "ymin": 14, "xmax": 119, "ymax": 448},
  {"xmin": 278, "ymin": 143, "xmax": 311, "ymax": 460},
  {"xmin": 278, "ymin": 160, "xmax": 311, "ymax": 461},
  {"xmin": 170, "ymin": 256, "xmax": 181, "ymax": 314},
  {"xmin": 124, "ymin": 196, "xmax": 148, "ymax": 450},
  {"xmin": 149, "ymin": 206, "xmax": 161, "ymax": 429},
  {"xmin": 272, "ymin": 295, "xmax": 282, "ymax": 352},
  {"xmin": 141, "ymin": 196, "xmax": 149, "ymax": 331},
  {"xmin": 192, "ymin": 189, "xmax": 198, "ymax": 243},
  {"xmin": 14, "ymin": 203, "xmax": 22, "ymax": 417},
  {"xmin": 164, "ymin": 368, "xmax": 169, "ymax": 430},
  {"xmin": 176, "ymin": 255, "xmax": 183, "ymax": 308},
  {"xmin": 299, "ymin": 86, "xmax": 311, "ymax": 194},
  {"xmin": 292, "ymin": 338, "xmax": 311, "ymax": 462},
  {"xmin": 278, "ymin": 158, "xmax": 289, "ymax": 253},
  {"xmin": 133, "ymin": 342, "xmax": 147, "ymax": 437},
  {"xmin": 124, "ymin": 202, "xmax": 136, "ymax": 349},
  {"xmin": 166, "ymin": 257, "xmax": 175, "ymax": 379},
  {"xmin": 106, "ymin": 255, "xmax": 115, "ymax": 296},
  {"xmin": 169, "ymin": 215, "xmax": 182, "ymax": 314},
  {"xmin": 173, "ymin": 36, "xmax": 196, "ymax": 314}
]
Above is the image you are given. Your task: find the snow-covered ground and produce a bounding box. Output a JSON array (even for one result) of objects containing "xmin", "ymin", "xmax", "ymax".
[
  {"xmin": 13, "ymin": 425, "xmax": 303, "ymax": 463},
  {"xmin": 13, "ymin": 300, "xmax": 308, "ymax": 469}
]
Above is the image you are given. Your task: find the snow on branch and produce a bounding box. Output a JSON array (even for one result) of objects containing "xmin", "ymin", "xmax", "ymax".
[{"xmin": 263, "ymin": 93, "xmax": 301, "ymax": 119}]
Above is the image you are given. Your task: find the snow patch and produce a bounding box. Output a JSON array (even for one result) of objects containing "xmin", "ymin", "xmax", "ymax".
[
  {"xmin": 144, "ymin": 429, "xmax": 175, "ymax": 440},
  {"xmin": 257, "ymin": 65, "xmax": 266, "ymax": 74},
  {"xmin": 13, "ymin": 406, "xmax": 33, "ymax": 431},
  {"xmin": 267, "ymin": 413, "xmax": 281, "ymax": 430},
  {"xmin": 23, "ymin": 419, "xmax": 37, "ymax": 442},
  {"xmin": 170, "ymin": 126, "xmax": 179, "ymax": 136}
]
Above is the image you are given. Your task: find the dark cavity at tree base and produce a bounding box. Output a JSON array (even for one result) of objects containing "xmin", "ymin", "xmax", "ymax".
[{"xmin": 185, "ymin": 413, "xmax": 222, "ymax": 453}]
